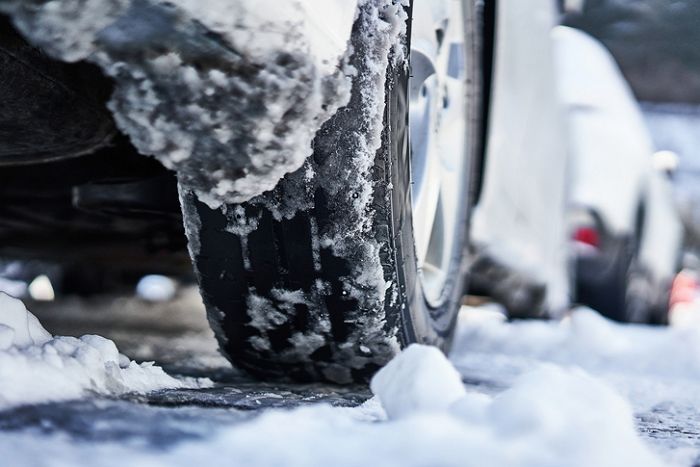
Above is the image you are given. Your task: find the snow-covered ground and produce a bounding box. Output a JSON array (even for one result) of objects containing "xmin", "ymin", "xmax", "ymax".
[
  {"xmin": 1, "ymin": 293, "xmax": 700, "ymax": 466},
  {"xmin": 453, "ymin": 305, "xmax": 700, "ymax": 466},
  {"xmin": 0, "ymin": 293, "xmax": 211, "ymax": 410}
]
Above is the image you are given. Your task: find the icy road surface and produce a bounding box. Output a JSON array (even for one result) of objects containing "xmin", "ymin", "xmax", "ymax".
[{"xmin": 2, "ymin": 291, "xmax": 700, "ymax": 466}]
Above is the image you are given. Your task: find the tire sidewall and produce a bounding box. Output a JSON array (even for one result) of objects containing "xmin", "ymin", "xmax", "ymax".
[{"xmin": 388, "ymin": 0, "xmax": 482, "ymax": 350}]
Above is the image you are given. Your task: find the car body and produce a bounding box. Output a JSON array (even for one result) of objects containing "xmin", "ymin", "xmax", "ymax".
[
  {"xmin": 0, "ymin": 0, "xmax": 360, "ymax": 278},
  {"xmin": 0, "ymin": 0, "xmax": 359, "ymax": 206},
  {"xmin": 468, "ymin": 0, "xmax": 571, "ymax": 318},
  {"xmin": 554, "ymin": 26, "xmax": 683, "ymax": 322}
]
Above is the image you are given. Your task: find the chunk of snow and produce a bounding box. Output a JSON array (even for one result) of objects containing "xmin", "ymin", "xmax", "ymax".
[
  {"xmin": 136, "ymin": 275, "xmax": 177, "ymax": 302},
  {"xmin": 370, "ymin": 344, "xmax": 466, "ymax": 419},
  {"xmin": 0, "ymin": 277, "xmax": 28, "ymax": 299},
  {"xmin": 28, "ymin": 274, "xmax": 55, "ymax": 301},
  {"xmin": 0, "ymin": 293, "xmax": 51, "ymax": 348},
  {"xmin": 0, "ymin": 293, "xmax": 209, "ymax": 409}
]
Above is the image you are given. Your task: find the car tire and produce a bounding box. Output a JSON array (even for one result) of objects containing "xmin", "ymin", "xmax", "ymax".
[
  {"xmin": 577, "ymin": 237, "xmax": 661, "ymax": 323},
  {"xmin": 178, "ymin": 0, "xmax": 482, "ymax": 383}
]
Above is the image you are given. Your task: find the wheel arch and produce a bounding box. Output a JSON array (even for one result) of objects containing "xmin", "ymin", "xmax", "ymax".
[{"xmin": 470, "ymin": 0, "xmax": 496, "ymax": 207}]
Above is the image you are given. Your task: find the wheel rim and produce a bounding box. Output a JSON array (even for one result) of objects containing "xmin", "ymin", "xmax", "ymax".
[{"xmin": 409, "ymin": 0, "xmax": 469, "ymax": 306}]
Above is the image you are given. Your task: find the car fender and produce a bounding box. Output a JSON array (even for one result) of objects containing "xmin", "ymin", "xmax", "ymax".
[
  {"xmin": 1, "ymin": 0, "xmax": 360, "ymax": 206},
  {"xmin": 638, "ymin": 172, "xmax": 684, "ymax": 286},
  {"xmin": 471, "ymin": 0, "xmax": 571, "ymax": 315}
]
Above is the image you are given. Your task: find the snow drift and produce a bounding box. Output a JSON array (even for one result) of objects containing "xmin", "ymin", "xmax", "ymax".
[
  {"xmin": 369, "ymin": 344, "xmax": 663, "ymax": 467},
  {"xmin": 160, "ymin": 363, "xmax": 661, "ymax": 467},
  {"xmin": 452, "ymin": 306, "xmax": 700, "ymax": 381},
  {"xmin": 0, "ymin": 341, "xmax": 665, "ymax": 467},
  {"xmin": 450, "ymin": 306, "xmax": 700, "ymax": 465},
  {"xmin": 0, "ymin": 293, "xmax": 208, "ymax": 409}
]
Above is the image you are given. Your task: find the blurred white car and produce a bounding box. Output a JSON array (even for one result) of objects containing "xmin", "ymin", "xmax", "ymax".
[
  {"xmin": 554, "ymin": 26, "xmax": 683, "ymax": 323},
  {"xmin": 643, "ymin": 104, "xmax": 700, "ymax": 248},
  {"xmin": 468, "ymin": 0, "xmax": 571, "ymax": 319}
]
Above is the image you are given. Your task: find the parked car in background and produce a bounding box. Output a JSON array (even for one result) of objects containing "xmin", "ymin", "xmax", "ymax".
[{"xmin": 554, "ymin": 26, "xmax": 683, "ymax": 323}]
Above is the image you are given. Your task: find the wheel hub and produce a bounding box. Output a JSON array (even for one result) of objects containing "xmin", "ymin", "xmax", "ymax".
[{"xmin": 408, "ymin": 0, "xmax": 469, "ymax": 306}]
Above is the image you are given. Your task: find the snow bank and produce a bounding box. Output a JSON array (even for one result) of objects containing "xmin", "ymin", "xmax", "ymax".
[
  {"xmin": 452, "ymin": 306, "xmax": 700, "ymax": 380},
  {"xmin": 0, "ymin": 343, "xmax": 663, "ymax": 467},
  {"xmin": 166, "ymin": 372, "xmax": 660, "ymax": 467},
  {"xmin": 369, "ymin": 344, "xmax": 662, "ymax": 467},
  {"xmin": 449, "ymin": 307, "xmax": 700, "ymax": 465},
  {"xmin": 0, "ymin": 293, "xmax": 208, "ymax": 408}
]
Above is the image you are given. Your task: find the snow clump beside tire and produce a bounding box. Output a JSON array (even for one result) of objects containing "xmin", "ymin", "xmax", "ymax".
[
  {"xmin": 370, "ymin": 345, "xmax": 467, "ymax": 418},
  {"xmin": 0, "ymin": 0, "xmax": 358, "ymax": 207},
  {"xmin": 368, "ymin": 345, "xmax": 663, "ymax": 467},
  {"xmin": 0, "ymin": 293, "xmax": 210, "ymax": 409}
]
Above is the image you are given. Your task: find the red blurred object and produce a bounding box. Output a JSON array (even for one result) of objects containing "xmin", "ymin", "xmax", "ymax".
[
  {"xmin": 670, "ymin": 269, "xmax": 700, "ymax": 308},
  {"xmin": 573, "ymin": 226, "xmax": 600, "ymax": 248}
]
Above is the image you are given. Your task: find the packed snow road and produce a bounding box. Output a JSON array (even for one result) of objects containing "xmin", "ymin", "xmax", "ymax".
[{"xmin": 1, "ymin": 290, "xmax": 700, "ymax": 466}]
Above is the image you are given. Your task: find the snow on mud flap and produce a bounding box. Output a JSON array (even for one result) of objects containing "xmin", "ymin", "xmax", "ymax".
[
  {"xmin": 0, "ymin": 0, "xmax": 357, "ymax": 204},
  {"xmin": 182, "ymin": 0, "xmax": 480, "ymax": 383}
]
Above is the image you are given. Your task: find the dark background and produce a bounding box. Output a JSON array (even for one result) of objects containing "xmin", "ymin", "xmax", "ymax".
[{"xmin": 565, "ymin": 0, "xmax": 700, "ymax": 104}]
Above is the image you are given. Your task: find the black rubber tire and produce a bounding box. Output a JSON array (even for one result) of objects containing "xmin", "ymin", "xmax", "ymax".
[
  {"xmin": 576, "ymin": 237, "xmax": 661, "ymax": 323},
  {"xmin": 625, "ymin": 251, "xmax": 674, "ymax": 325},
  {"xmin": 179, "ymin": 0, "xmax": 482, "ymax": 383},
  {"xmin": 576, "ymin": 239, "xmax": 631, "ymax": 322}
]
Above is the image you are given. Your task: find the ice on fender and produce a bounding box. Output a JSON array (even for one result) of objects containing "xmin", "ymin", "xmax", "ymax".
[{"xmin": 0, "ymin": 0, "xmax": 359, "ymax": 206}]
